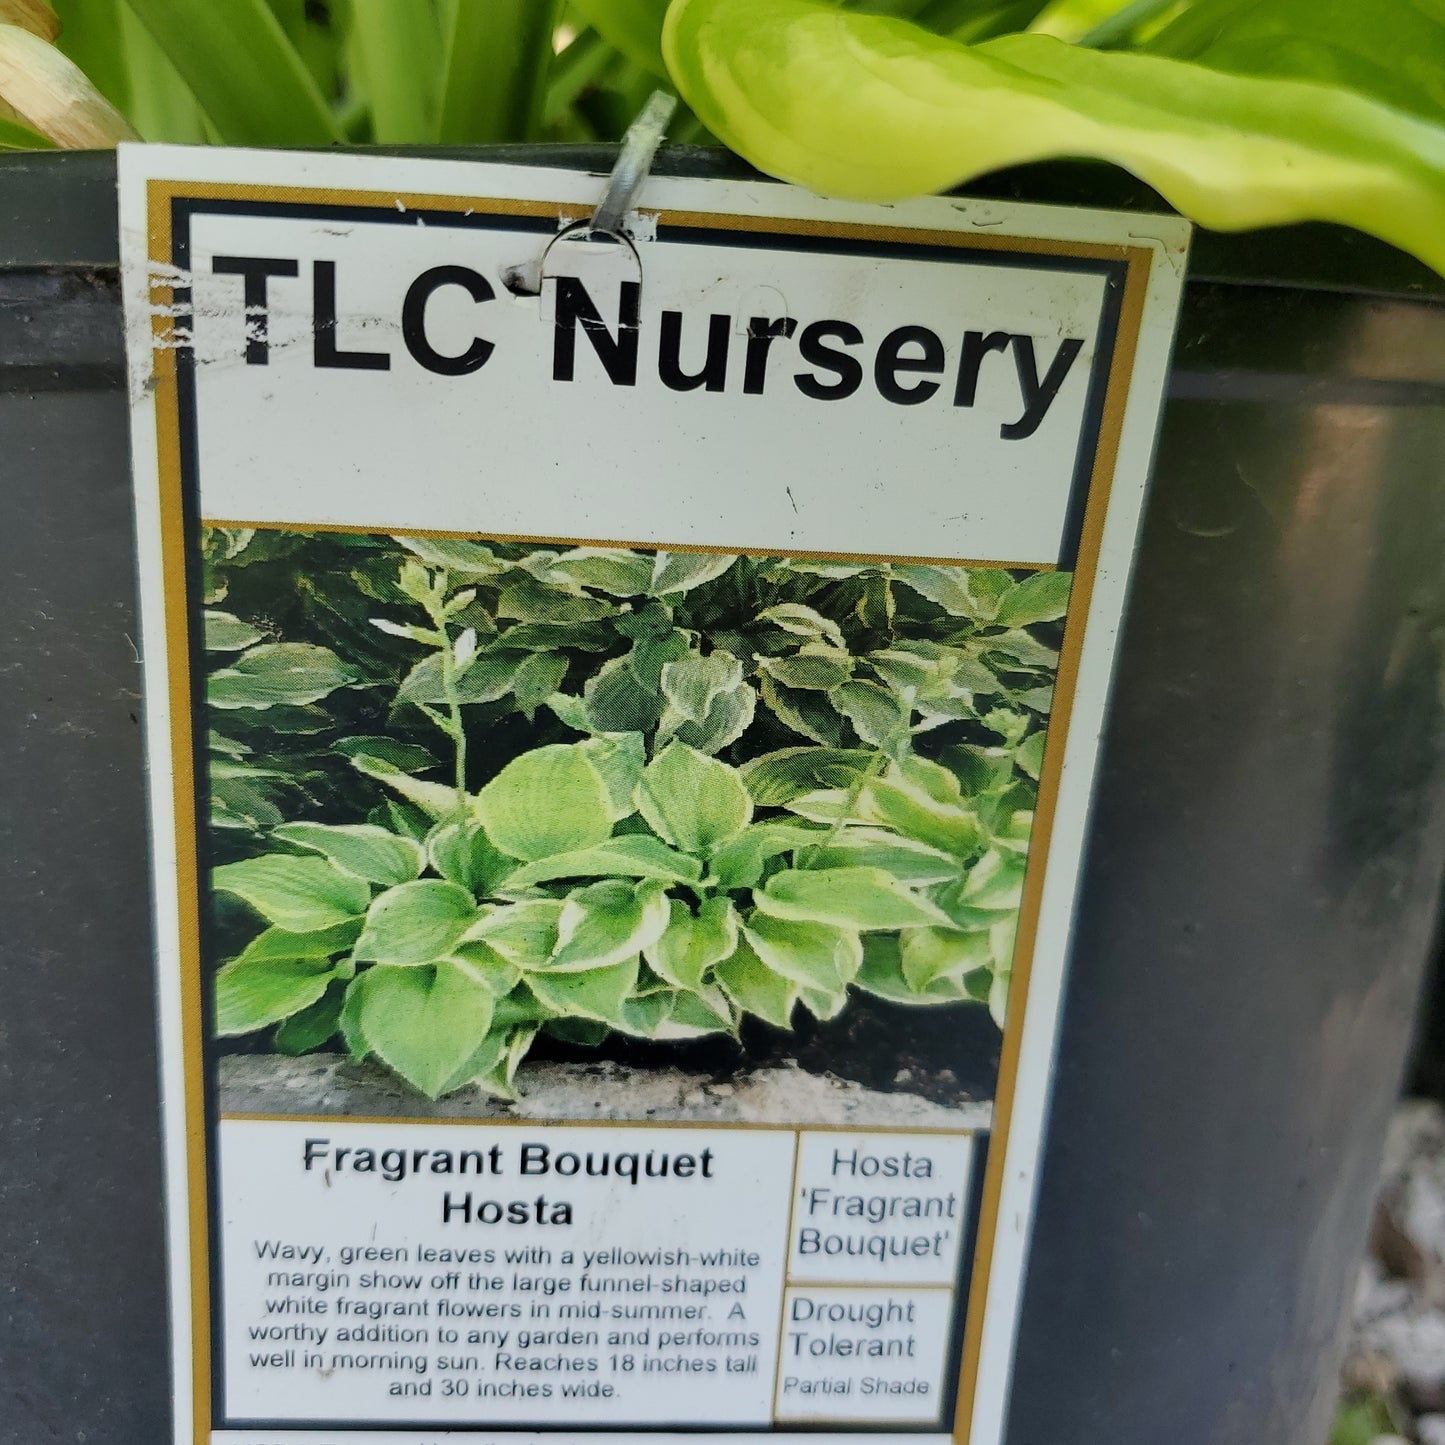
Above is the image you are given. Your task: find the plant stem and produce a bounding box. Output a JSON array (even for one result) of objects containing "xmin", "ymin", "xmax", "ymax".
[
  {"xmin": 423, "ymin": 574, "xmax": 469, "ymax": 807},
  {"xmin": 439, "ymin": 631, "xmax": 468, "ymax": 805},
  {"xmin": 813, "ymin": 750, "xmax": 889, "ymax": 860}
]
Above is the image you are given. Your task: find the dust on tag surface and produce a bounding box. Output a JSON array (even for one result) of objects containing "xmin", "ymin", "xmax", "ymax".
[{"xmin": 118, "ymin": 144, "xmax": 1188, "ymax": 1445}]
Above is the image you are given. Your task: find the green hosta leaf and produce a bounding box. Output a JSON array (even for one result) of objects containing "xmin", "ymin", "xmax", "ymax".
[
  {"xmin": 209, "ymin": 642, "xmax": 355, "ymax": 709},
  {"xmin": 210, "ymin": 774, "xmax": 285, "ymax": 832},
  {"xmin": 708, "ymin": 822, "xmax": 829, "ymax": 891},
  {"xmin": 547, "ymin": 880, "xmax": 672, "ymax": 972},
  {"xmin": 339, "ymin": 975, "xmax": 370, "ymax": 1060},
  {"xmin": 627, "ymin": 629, "xmax": 692, "ymax": 692},
  {"xmin": 465, "ymin": 901, "xmax": 564, "ymax": 969},
  {"xmin": 991, "ymin": 914, "xmax": 1018, "ymax": 973},
  {"xmin": 660, "ymin": 651, "xmax": 744, "ymax": 724},
  {"xmin": 663, "ymin": 0, "xmax": 1445, "ymax": 279},
  {"xmin": 981, "ymin": 630, "xmax": 1059, "ymax": 671},
  {"xmin": 739, "ymin": 747, "xmax": 874, "ymax": 806},
  {"xmin": 212, "ymin": 855, "xmax": 372, "ymax": 932},
  {"xmin": 1015, "ymin": 686, "xmax": 1056, "ymax": 716},
  {"xmin": 900, "ymin": 927, "xmax": 993, "ymax": 991},
  {"xmin": 349, "ymin": 752, "xmax": 464, "ymax": 822},
  {"xmin": 428, "ymin": 820, "xmax": 517, "ymax": 897},
  {"xmin": 756, "ymin": 866, "xmax": 952, "ymax": 930},
  {"xmin": 373, "ymin": 618, "xmax": 447, "ymax": 647},
  {"xmin": 650, "ymin": 551, "xmax": 737, "ymax": 595},
  {"xmin": 214, "ymin": 953, "xmax": 336, "ymax": 1034},
  {"xmin": 475, "ymin": 1025, "xmax": 540, "ymax": 1100},
  {"xmin": 399, "ymin": 650, "xmax": 527, "ymax": 707},
  {"xmin": 273, "ymin": 822, "xmax": 426, "ymax": 887},
  {"xmin": 355, "ymin": 961, "xmax": 496, "ymax": 1098},
  {"xmin": 584, "ymin": 656, "xmax": 665, "ymax": 734},
  {"xmin": 526, "ymin": 956, "xmax": 641, "ymax": 1026},
  {"xmin": 990, "ymin": 966, "xmax": 1011, "ymax": 1029},
  {"xmin": 759, "ymin": 675, "xmax": 848, "ymax": 746},
  {"xmin": 743, "ymin": 911, "xmax": 862, "ymax": 991},
  {"xmin": 498, "ymin": 576, "xmax": 615, "ymax": 623},
  {"xmin": 644, "ymin": 897, "xmax": 740, "ymax": 990},
  {"xmin": 898, "ymin": 754, "xmax": 966, "ymax": 804},
  {"xmin": 862, "ymin": 773, "xmax": 982, "ymax": 856},
  {"xmin": 941, "ymin": 744, "xmax": 1017, "ymax": 797},
  {"xmin": 204, "ymin": 609, "xmax": 265, "ymax": 652},
  {"xmin": 473, "ymin": 744, "xmax": 615, "ymax": 861},
  {"xmin": 664, "ymin": 678, "xmax": 758, "ymax": 756},
  {"xmin": 959, "ymin": 848, "xmax": 1027, "ymax": 910},
  {"xmin": 436, "ymin": 1023, "xmax": 517, "ymax": 1097},
  {"xmin": 382, "ymin": 799, "xmax": 433, "ymax": 844},
  {"xmin": 1015, "ymin": 731, "xmax": 1047, "ymax": 781},
  {"xmin": 994, "ymin": 808, "xmax": 1035, "ymax": 854},
  {"xmin": 353, "ymin": 881, "xmax": 480, "ymax": 965},
  {"xmin": 437, "ymin": 993, "xmax": 545, "ymax": 1095},
  {"xmin": 544, "ymin": 1016, "xmax": 613, "ymax": 1047},
  {"xmin": 334, "ymin": 736, "xmax": 441, "ymax": 773},
  {"xmin": 994, "ymin": 571, "xmax": 1073, "ymax": 628},
  {"xmin": 227, "ymin": 918, "xmax": 363, "ymax": 968},
  {"xmin": 982, "ymin": 706, "xmax": 1032, "ymax": 747},
  {"xmin": 783, "ymin": 787, "xmax": 864, "ymax": 825},
  {"xmin": 1147, "ymin": 0, "xmax": 1445, "ymax": 127},
  {"xmin": 800, "ymin": 827, "xmax": 961, "ymax": 884},
  {"xmin": 450, "ymin": 939, "xmax": 523, "ymax": 997},
  {"xmin": 500, "ymin": 620, "xmax": 616, "ymax": 654},
  {"xmin": 855, "ymin": 934, "xmax": 968, "ymax": 1004},
  {"xmin": 396, "ymin": 535, "xmax": 502, "ymax": 575},
  {"xmin": 756, "ymin": 602, "xmax": 845, "ymax": 649},
  {"xmin": 867, "ymin": 645, "xmax": 957, "ymax": 697},
  {"xmin": 618, "ymin": 990, "xmax": 676, "ymax": 1038},
  {"xmin": 505, "ymin": 835, "xmax": 703, "ymax": 889},
  {"xmin": 637, "ymin": 742, "xmax": 753, "ymax": 853},
  {"xmin": 235, "ymin": 704, "xmax": 333, "ymax": 735},
  {"xmin": 550, "ymin": 547, "xmax": 654, "ymax": 596},
  {"xmin": 273, "ymin": 980, "xmax": 347, "ymax": 1054},
  {"xmin": 659, "ymin": 984, "xmax": 738, "ymax": 1039},
  {"xmin": 800, "ymin": 983, "xmax": 850, "ymax": 1021},
  {"xmin": 892, "ymin": 565, "xmax": 987, "ymax": 618},
  {"xmin": 547, "ymin": 691, "xmax": 595, "ymax": 734},
  {"xmin": 830, "ymin": 679, "xmax": 911, "ymax": 750},
  {"xmin": 757, "ymin": 646, "xmax": 854, "ymax": 691},
  {"xmin": 578, "ymin": 734, "xmax": 646, "ymax": 820},
  {"xmin": 512, "ymin": 652, "xmax": 569, "ymax": 716},
  {"xmin": 715, "ymin": 938, "xmax": 799, "ymax": 1029}
]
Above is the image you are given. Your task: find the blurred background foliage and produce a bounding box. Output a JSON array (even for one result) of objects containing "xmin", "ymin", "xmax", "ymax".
[{"xmin": 0, "ymin": 0, "xmax": 1181, "ymax": 152}]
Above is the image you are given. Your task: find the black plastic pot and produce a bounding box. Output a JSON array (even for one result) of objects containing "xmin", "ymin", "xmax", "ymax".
[{"xmin": 1, "ymin": 147, "xmax": 1442, "ymax": 1445}]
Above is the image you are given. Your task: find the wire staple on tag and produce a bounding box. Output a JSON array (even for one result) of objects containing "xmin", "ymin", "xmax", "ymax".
[{"xmin": 503, "ymin": 90, "xmax": 676, "ymax": 302}]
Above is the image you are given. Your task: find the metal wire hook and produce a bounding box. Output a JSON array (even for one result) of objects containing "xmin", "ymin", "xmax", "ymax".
[
  {"xmin": 502, "ymin": 90, "xmax": 676, "ymax": 301},
  {"xmin": 590, "ymin": 89, "xmax": 677, "ymax": 238}
]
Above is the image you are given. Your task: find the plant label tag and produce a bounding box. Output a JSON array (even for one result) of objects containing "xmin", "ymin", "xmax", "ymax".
[{"xmin": 118, "ymin": 144, "xmax": 1188, "ymax": 1445}]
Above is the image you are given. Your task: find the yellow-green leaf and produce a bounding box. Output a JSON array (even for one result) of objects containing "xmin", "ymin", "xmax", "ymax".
[{"xmin": 662, "ymin": 0, "xmax": 1445, "ymax": 278}]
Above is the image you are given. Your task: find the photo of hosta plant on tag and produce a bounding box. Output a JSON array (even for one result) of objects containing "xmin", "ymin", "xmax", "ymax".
[{"xmin": 203, "ymin": 528, "xmax": 1067, "ymax": 1121}]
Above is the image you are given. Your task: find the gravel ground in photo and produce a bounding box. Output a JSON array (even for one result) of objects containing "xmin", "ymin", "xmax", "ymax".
[
  {"xmin": 1341, "ymin": 1100, "xmax": 1445, "ymax": 1445},
  {"xmin": 218, "ymin": 1052, "xmax": 995, "ymax": 1129}
]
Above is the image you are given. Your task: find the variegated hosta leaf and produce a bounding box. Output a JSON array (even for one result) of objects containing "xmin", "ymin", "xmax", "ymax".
[
  {"xmin": 715, "ymin": 938, "xmax": 800, "ymax": 1030},
  {"xmin": 743, "ymin": 911, "xmax": 861, "ymax": 991},
  {"xmin": 547, "ymin": 879, "xmax": 672, "ymax": 973},
  {"xmin": 645, "ymin": 897, "xmax": 739, "ymax": 991},
  {"xmin": 353, "ymin": 960, "xmax": 496, "ymax": 1098}
]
